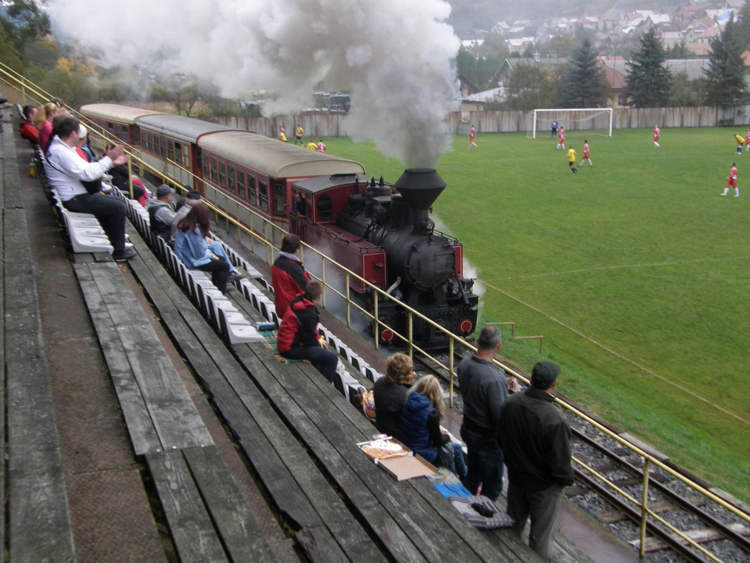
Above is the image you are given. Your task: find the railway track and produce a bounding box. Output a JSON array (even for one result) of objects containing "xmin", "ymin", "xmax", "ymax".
[{"xmin": 413, "ymin": 350, "xmax": 750, "ymax": 562}]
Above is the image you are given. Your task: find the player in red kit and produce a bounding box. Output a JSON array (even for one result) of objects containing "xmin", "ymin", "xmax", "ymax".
[
  {"xmin": 579, "ymin": 139, "xmax": 592, "ymax": 167},
  {"xmin": 745, "ymin": 130, "xmax": 750, "ymax": 152},
  {"xmin": 556, "ymin": 126, "xmax": 565, "ymax": 150},
  {"xmin": 468, "ymin": 124, "xmax": 478, "ymax": 148},
  {"xmin": 721, "ymin": 163, "xmax": 740, "ymax": 197},
  {"xmin": 652, "ymin": 125, "xmax": 660, "ymax": 148}
]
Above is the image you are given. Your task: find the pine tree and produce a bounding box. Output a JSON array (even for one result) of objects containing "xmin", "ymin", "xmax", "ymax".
[
  {"xmin": 624, "ymin": 28, "xmax": 672, "ymax": 107},
  {"xmin": 705, "ymin": 17, "xmax": 747, "ymax": 108},
  {"xmin": 561, "ymin": 39, "xmax": 606, "ymax": 107}
]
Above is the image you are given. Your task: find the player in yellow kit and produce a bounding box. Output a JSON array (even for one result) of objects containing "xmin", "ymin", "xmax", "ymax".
[
  {"xmin": 734, "ymin": 133, "xmax": 744, "ymax": 155},
  {"xmin": 567, "ymin": 146, "xmax": 577, "ymax": 174}
]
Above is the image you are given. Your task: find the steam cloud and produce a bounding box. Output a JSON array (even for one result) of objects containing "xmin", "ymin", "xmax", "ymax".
[{"xmin": 48, "ymin": 0, "xmax": 460, "ymax": 167}]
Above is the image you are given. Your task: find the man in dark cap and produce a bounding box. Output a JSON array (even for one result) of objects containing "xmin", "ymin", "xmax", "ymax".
[
  {"xmin": 147, "ymin": 184, "xmax": 194, "ymax": 244},
  {"xmin": 498, "ymin": 361, "xmax": 574, "ymax": 561},
  {"xmin": 457, "ymin": 324, "xmax": 516, "ymax": 500}
]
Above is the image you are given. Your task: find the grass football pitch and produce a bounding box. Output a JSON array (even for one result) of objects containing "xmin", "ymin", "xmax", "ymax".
[{"xmin": 323, "ymin": 127, "xmax": 749, "ymax": 501}]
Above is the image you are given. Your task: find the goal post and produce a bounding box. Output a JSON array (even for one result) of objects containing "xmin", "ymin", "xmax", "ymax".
[{"xmin": 531, "ymin": 108, "xmax": 613, "ymax": 139}]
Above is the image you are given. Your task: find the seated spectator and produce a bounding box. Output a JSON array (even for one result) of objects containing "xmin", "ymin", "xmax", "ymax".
[
  {"xmin": 271, "ymin": 234, "xmax": 310, "ymax": 318},
  {"xmin": 43, "ymin": 116, "xmax": 134, "ymax": 261},
  {"xmin": 400, "ymin": 375, "xmax": 467, "ymax": 480},
  {"xmin": 147, "ymin": 184, "xmax": 192, "ymax": 243},
  {"xmin": 182, "ymin": 197, "xmax": 239, "ymax": 280},
  {"xmin": 276, "ymin": 280, "xmax": 338, "ymax": 383},
  {"xmin": 131, "ymin": 176, "xmax": 149, "ymax": 207},
  {"xmin": 35, "ymin": 102, "xmax": 58, "ymax": 152},
  {"xmin": 75, "ymin": 124, "xmax": 94, "ymax": 162},
  {"xmin": 18, "ymin": 105, "xmax": 39, "ymax": 145},
  {"xmin": 175, "ymin": 203, "xmax": 231, "ymax": 293},
  {"xmin": 373, "ymin": 353, "xmax": 415, "ymax": 438}
]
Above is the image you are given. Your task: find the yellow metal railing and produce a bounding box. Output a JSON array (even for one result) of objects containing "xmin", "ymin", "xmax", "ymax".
[{"xmin": 3, "ymin": 64, "xmax": 748, "ymax": 560}]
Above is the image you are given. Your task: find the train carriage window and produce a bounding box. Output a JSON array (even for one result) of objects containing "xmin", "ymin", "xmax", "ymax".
[
  {"xmin": 272, "ymin": 180, "xmax": 285, "ymax": 216},
  {"xmin": 183, "ymin": 146, "xmax": 190, "ymax": 168},
  {"xmin": 202, "ymin": 154, "xmax": 209, "ymax": 175},
  {"xmin": 227, "ymin": 165, "xmax": 235, "ymax": 193},
  {"xmin": 167, "ymin": 141, "xmax": 174, "ymax": 162},
  {"xmin": 209, "ymin": 158, "xmax": 217, "ymax": 182},
  {"xmin": 247, "ymin": 174, "xmax": 257, "ymax": 205},
  {"xmin": 174, "ymin": 142, "xmax": 182, "ymax": 165},
  {"xmin": 159, "ymin": 136, "xmax": 167, "ymax": 157},
  {"xmin": 237, "ymin": 170, "xmax": 246, "ymax": 200},
  {"xmin": 258, "ymin": 179, "xmax": 268, "ymax": 212},
  {"xmin": 218, "ymin": 161, "xmax": 226, "ymax": 188}
]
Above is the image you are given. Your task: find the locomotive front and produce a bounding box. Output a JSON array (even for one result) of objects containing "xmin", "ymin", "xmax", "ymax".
[{"xmin": 337, "ymin": 168, "xmax": 479, "ymax": 349}]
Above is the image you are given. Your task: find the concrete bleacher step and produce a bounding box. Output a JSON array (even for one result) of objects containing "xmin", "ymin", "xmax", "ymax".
[{"xmin": 3, "ymin": 126, "xmax": 76, "ymax": 561}]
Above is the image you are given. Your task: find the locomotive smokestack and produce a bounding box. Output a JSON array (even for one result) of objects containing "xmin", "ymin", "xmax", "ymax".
[{"xmin": 394, "ymin": 168, "xmax": 446, "ymax": 234}]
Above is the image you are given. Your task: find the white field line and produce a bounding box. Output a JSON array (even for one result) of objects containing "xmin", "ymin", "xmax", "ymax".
[
  {"xmin": 490, "ymin": 255, "xmax": 748, "ymax": 282},
  {"xmin": 481, "ymin": 279, "xmax": 749, "ymax": 425}
]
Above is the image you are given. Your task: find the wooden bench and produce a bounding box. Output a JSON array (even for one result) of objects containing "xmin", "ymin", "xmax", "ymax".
[
  {"xmin": 2, "ymin": 111, "xmax": 77, "ymax": 562},
  {"xmin": 125, "ymin": 225, "xmax": 385, "ymax": 561}
]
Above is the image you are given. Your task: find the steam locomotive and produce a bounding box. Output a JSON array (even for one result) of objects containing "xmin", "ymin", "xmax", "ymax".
[{"xmin": 79, "ymin": 104, "xmax": 478, "ymax": 348}]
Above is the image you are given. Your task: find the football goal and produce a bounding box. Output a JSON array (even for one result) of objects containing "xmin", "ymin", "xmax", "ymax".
[{"xmin": 530, "ymin": 108, "xmax": 613, "ymax": 139}]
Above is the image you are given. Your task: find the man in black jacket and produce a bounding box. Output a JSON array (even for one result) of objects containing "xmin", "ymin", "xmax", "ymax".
[{"xmin": 498, "ymin": 361, "xmax": 574, "ymax": 561}]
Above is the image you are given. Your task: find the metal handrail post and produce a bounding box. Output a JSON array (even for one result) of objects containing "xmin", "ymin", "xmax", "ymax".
[
  {"xmin": 321, "ymin": 258, "xmax": 327, "ymax": 308},
  {"xmin": 373, "ymin": 291, "xmax": 379, "ymax": 350},
  {"xmin": 449, "ymin": 337, "xmax": 455, "ymax": 408},
  {"xmin": 127, "ymin": 159, "xmax": 133, "ymax": 199},
  {"xmin": 408, "ymin": 313, "xmax": 413, "ymax": 359},
  {"xmin": 345, "ymin": 273, "xmax": 351, "ymax": 328},
  {"xmin": 640, "ymin": 459, "xmax": 650, "ymax": 559}
]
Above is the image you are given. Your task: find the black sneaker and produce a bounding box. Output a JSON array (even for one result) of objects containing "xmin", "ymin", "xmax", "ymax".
[
  {"xmin": 228, "ymin": 271, "xmax": 243, "ymax": 283},
  {"xmin": 112, "ymin": 248, "xmax": 136, "ymax": 262}
]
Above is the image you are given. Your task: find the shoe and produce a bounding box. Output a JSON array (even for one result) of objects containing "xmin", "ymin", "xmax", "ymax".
[
  {"xmin": 125, "ymin": 242, "xmax": 134, "ymax": 250},
  {"xmin": 112, "ymin": 248, "xmax": 136, "ymax": 262},
  {"xmin": 228, "ymin": 271, "xmax": 243, "ymax": 283}
]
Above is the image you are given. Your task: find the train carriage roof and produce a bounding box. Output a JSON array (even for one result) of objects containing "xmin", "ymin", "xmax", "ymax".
[
  {"xmin": 79, "ymin": 104, "xmax": 163, "ymax": 124},
  {"xmin": 198, "ymin": 131, "xmax": 365, "ymax": 178},
  {"xmin": 136, "ymin": 114, "xmax": 236, "ymax": 144}
]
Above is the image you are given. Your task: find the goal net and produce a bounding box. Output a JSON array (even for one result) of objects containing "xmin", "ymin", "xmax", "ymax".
[{"xmin": 529, "ymin": 108, "xmax": 613, "ymax": 139}]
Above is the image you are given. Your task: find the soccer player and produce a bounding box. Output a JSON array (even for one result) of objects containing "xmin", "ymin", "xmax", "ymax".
[
  {"xmin": 551, "ymin": 120, "xmax": 558, "ymax": 138},
  {"xmin": 295, "ymin": 125, "xmax": 304, "ymax": 144},
  {"xmin": 721, "ymin": 162, "xmax": 739, "ymax": 197},
  {"xmin": 734, "ymin": 133, "xmax": 744, "ymax": 155},
  {"xmin": 317, "ymin": 139, "xmax": 327, "ymax": 153},
  {"xmin": 567, "ymin": 145, "xmax": 577, "ymax": 174},
  {"xmin": 556, "ymin": 126, "xmax": 565, "ymax": 150},
  {"xmin": 579, "ymin": 139, "xmax": 592, "ymax": 167},
  {"xmin": 652, "ymin": 125, "xmax": 660, "ymax": 148},
  {"xmin": 306, "ymin": 140, "xmax": 317, "ymax": 151},
  {"xmin": 745, "ymin": 129, "xmax": 750, "ymax": 152},
  {"xmin": 279, "ymin": 127, "xmax": 288, "ymax": 142},
  {"xmin": 468, "ymin": 124, "xmax": 478, "ymax": 148}
]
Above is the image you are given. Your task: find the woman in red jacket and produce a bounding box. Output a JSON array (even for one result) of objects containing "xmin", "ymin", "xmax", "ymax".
[
  {"xmin": 271, "ymin": 234, "xmax": 310, "ymax": 318},
  {"xmin": 18, "ymin": 105, "xmax": 39, "ymax": 145}
]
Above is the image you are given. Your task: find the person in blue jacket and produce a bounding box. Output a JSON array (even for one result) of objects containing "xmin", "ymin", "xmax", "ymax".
[
  {"xmin": 400, "ymin": 375, "xmax": 467, "ymax": 481},
  {"xmin": 175, "ymin": 203, "xmax": 231, "ymax": 293}
]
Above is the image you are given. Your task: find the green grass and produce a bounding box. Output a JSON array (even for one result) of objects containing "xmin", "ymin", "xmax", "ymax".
[{"xmin": 323, "ymin": 128, "xmax": 750, "ymax": 501}]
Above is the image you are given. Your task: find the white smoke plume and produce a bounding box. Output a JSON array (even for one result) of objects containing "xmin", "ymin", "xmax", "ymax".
[{"xmin": 48, "ymin": 0, "xmax": 460, "ymax": 167}]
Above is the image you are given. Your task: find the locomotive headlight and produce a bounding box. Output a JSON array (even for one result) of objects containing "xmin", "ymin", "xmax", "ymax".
[{"xmin": 459, "ymin": 319, "xmax": 473, "ymax": 335}]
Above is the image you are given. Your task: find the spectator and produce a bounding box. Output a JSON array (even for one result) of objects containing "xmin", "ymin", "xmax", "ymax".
[
  {"xmin": 271, "ymin": 234, "xmax": 310, "ymax": 318},
  {"xmin": 373, "ymin": 353, "xmax": 415, "ymax": 438},
  {"xmin": 457, "ymin": 324, "xmax": 515, "ymax": 500},
  {"xmin": 147, "ymin": 184, "xmax": 192, "ymax": 243},
  {"xmin": 276, "ymin": 280, "xmax": 338, "ymax": 383},
  {"xmin": 36, "ymin": 102, "xmax": 58, "ymax": 152},
  {"xmin": 498, "ymin": 361, "xmax": 574, "ymax": 561},
  {"xmin": 175, "ymin": 203, "xmax": 231, "ymax": 293},
  {"xmin": 43, "ymin": 116, "xmax": 134, "ymax": 261},
  {"xmin": 176, "ymin": 202, "xmax": 239, "ymax": 278},
  {"xmin": 400, "ymin": 375, "xmax": 467, "ymax": 481},
  {"xmin": 18, "ymin": 105, "xmax": 39, "ymax": 145},
  {"xmin": 75, "ymin": 124, "xmax": 95, "ymax": 162}
]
